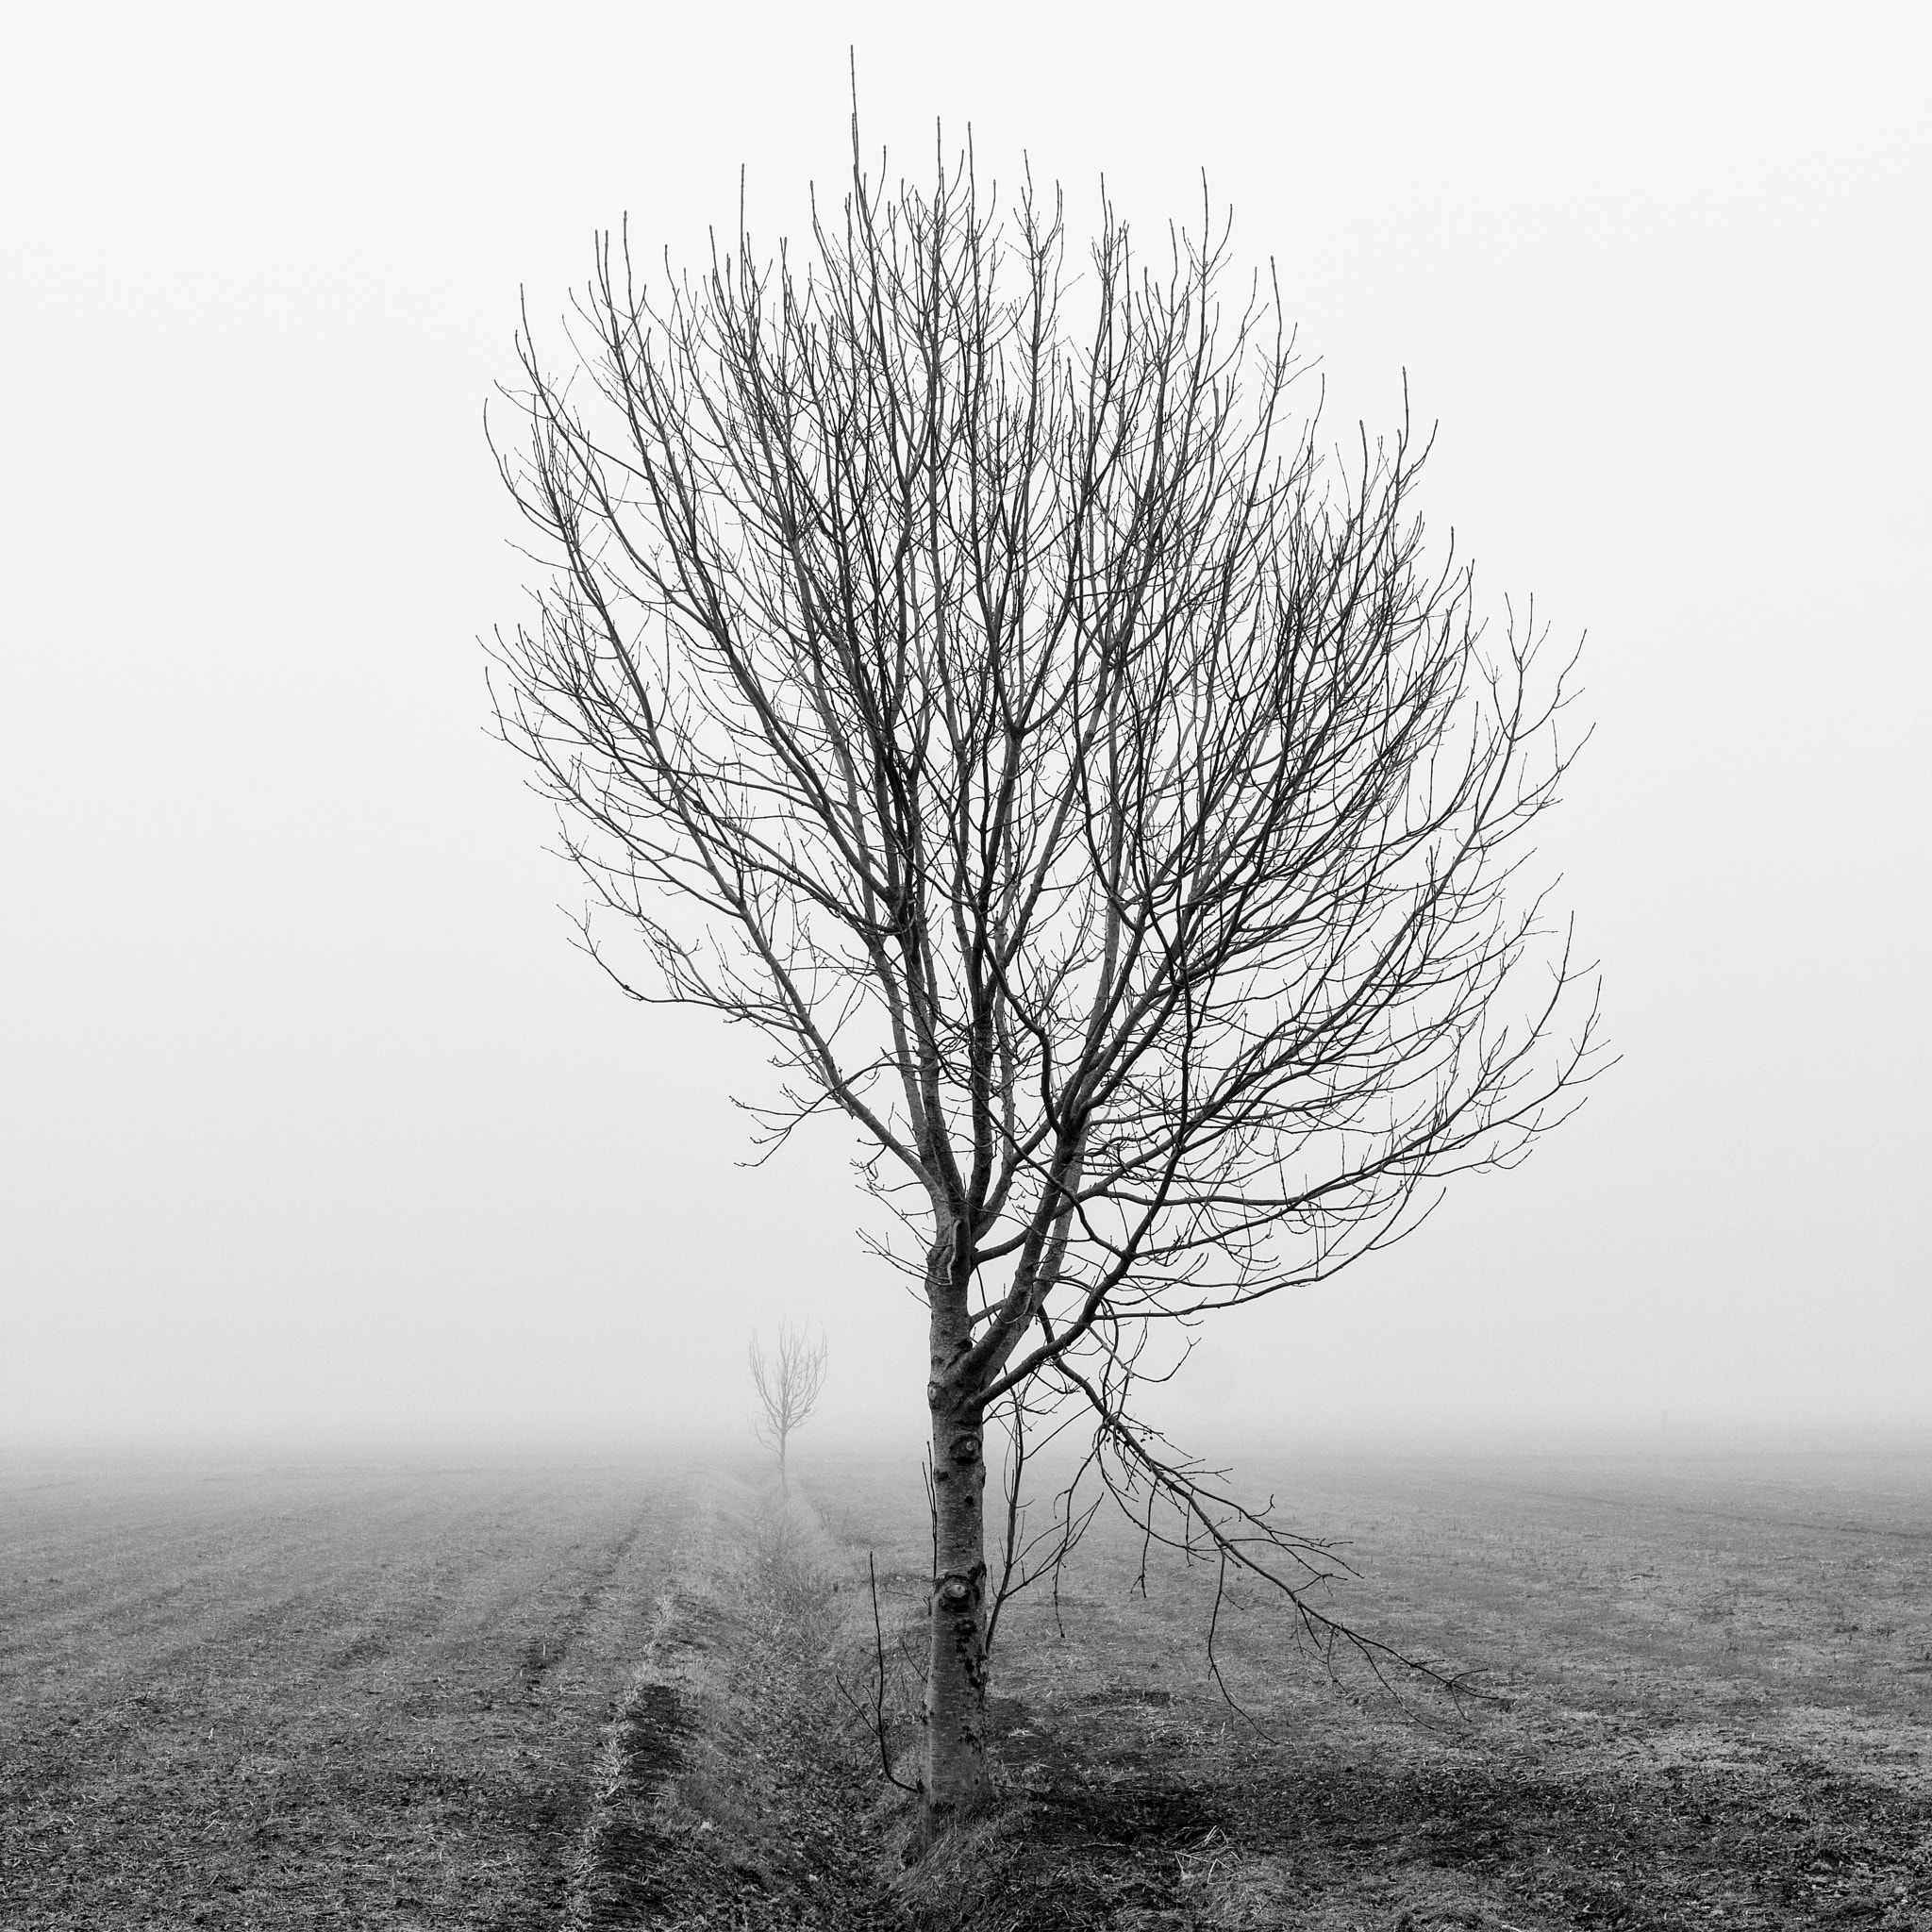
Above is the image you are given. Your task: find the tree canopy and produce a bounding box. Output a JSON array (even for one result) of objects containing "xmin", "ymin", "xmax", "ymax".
[{"xmin": 491, "ymin": 122, "xmax": 1601, "ymax": 1810}]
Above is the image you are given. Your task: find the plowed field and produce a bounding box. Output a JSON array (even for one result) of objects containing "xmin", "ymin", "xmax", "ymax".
[{"xmin": 0, "ymin": 1455, "xmax": 697, "ymax": 1929}]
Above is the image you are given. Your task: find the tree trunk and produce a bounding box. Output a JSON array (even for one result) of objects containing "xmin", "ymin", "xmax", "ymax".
[
  {"xmin": 778, "ymin": 1431, "xmax": 789, "ymax": 1498},
  {"xmin": 924, "ymin": 1259, "xmax": 989, "ymax": 1815}
]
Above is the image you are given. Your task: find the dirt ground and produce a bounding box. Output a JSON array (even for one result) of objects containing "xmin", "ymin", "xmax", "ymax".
[
  {"xmin": 0, "ymin": 1453, "xmax": 699, "ymax": 1928},
  {"xmin": 4, "ymin": 1447, "xmax": 1929, "ymax": 1930},
  {"xmin": 822, "ymin": 1447, "xmax": 1932, "ymax": 1930}
]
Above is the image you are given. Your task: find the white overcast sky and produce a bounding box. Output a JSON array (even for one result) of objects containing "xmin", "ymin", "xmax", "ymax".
[{"xmin": 2, "ymin": 4, "xmax": 1926, "ymax": 1456}]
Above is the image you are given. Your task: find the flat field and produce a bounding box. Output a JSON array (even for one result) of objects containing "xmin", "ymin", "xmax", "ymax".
[
  {"xmin": 826, "ymin": 1446, "xmax": 1932, "ymax": 1929},
  {"xmin": 0, "ymin": 1454, "xmax": 700, "ymax": 1929},
  {"xmin": 3, "ymin": 1447, "xmax": 1929, "ymax": 1931}
]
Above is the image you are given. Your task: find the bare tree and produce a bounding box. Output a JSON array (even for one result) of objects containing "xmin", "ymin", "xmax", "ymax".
[
  {"xmin": 748, "ymin": 1319, "xmax": 829, "ymax": 1495},
  {"xmin": 490, "ymin": 113, "xmax": 1602, "ymax": 1818}
]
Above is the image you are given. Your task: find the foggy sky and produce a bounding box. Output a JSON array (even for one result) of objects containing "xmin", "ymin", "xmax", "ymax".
[{"xmin": 3, "ymin": 4, "xmax": 1926, "ymax": 1457}]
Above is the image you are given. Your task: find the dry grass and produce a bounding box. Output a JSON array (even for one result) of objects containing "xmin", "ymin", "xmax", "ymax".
[{"xmin": 567, "ymin": 1473, "xmax": 907, "ymax": 1929}]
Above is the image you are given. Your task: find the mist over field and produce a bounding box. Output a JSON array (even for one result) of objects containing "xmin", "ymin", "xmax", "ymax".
[
  {"xmin": 2, "ymin": 6, "xmax": 1926, "ymax": 1467},
  {"xmin": 8, "ymin": 1442, "xmax": 1929, "ymax": 1925},
  {"xmin": 7, "ymin": 13, "xmax": 1929, "ymax": 1925}
]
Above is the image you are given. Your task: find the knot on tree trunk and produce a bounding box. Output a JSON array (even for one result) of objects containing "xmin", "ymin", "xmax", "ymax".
[{"xmin": 934, "ymin": 1566, "xmax": 984, "ymax": 1611}]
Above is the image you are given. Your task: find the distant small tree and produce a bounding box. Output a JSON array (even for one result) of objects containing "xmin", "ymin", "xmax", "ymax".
[
  {"xmin": 491, "ymin": 111, "xmax": 1602, "ymax": 1818},
  {"xmin": 748, "ymin": 1320, "xmax": 829, "ymax": 1496}
]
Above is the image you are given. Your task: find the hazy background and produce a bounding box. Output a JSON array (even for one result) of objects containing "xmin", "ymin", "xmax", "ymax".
[{"xmin": 3, "ymin": 4, "xmax": 1925, "ymax": 1459}]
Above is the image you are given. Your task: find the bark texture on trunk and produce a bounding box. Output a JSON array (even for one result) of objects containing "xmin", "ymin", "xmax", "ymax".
[
  {"xmin": 924, "ymin": 1233, "xmax": 989, "ymax": 1815},
  {"xmin": 924, "ymin": 1395, "xmax": 989, "ymax": 1812}
]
